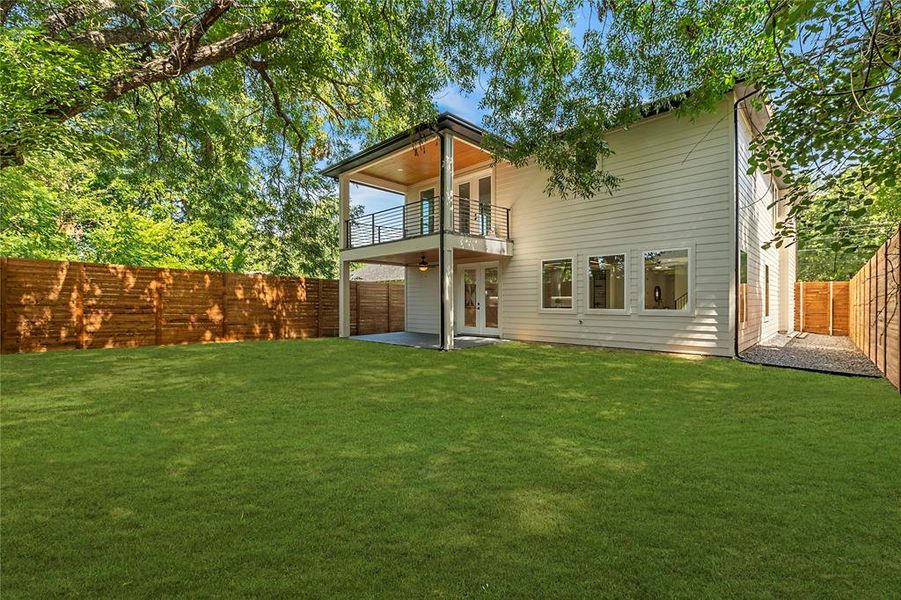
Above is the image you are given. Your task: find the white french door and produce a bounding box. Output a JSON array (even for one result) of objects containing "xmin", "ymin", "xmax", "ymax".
[{"xmin": 456, "ymin": 262, "xmax": 500, "ymax": 336}]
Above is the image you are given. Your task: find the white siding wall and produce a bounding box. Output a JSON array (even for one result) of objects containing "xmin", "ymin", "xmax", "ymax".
[
  {"xmin": 496, "ymin": 98, "xmax": 737, "ymax": 356},
  {"xmin": 405, "ymin": 266, "xmax": 439, "ymax": 333},
  {"xmin": 779, "ymin": 243, "xmax": 797, "ymax": 333},
  {"xmin": 398, "ymin": 96, "xmax": 795, "ymax": 354},
  {"xmin": 737, "ymin": 108, "xmax": 793, "ymax": 351}
]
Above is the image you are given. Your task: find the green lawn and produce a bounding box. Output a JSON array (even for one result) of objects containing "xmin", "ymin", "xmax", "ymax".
[{"xmin": 2, "ymin": 339, "xmax": 899, "ymax": 597}]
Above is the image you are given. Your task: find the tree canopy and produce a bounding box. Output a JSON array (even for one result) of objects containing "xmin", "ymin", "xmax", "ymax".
[{"xmin": 1, "ymin": 0, "xmax": 898, "ymax": 275}]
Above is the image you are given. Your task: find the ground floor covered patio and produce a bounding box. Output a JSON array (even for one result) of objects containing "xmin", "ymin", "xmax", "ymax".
[{"xmin": 351, "ymin": 331, "xmax": 504, "ymax": 350}]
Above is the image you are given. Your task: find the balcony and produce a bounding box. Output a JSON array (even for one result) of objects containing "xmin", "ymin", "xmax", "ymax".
[{"xmin": 345, "ymin": 196, "xmax": 510, "ymax": 250}]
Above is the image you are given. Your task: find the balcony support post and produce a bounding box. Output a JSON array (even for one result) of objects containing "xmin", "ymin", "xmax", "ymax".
[
  {"xmin": 338, "ymin": 175, "xmax": 351, "ymax": 338},
  {"xmin": 440, "ymin": 131, "xmax": 455, "ymax": 351}
]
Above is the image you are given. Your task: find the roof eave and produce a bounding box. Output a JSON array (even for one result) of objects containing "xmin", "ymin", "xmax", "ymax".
[{"xmin": 320, "ymin": 112, "xmax": 487, "ymax": 179}]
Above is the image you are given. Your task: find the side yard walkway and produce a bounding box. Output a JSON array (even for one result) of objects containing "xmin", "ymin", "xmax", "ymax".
[{"xmin": 741, "ymin": 332, "xmax": 882, "ymax": 377}]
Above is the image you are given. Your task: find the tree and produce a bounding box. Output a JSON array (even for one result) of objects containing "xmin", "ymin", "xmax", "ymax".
[
  {"xmin": 749, "ymin": 0, "xmax": 900, "ymax": 254},
  {"xmin": 795, "ymin": 168, "xmax": 900, "ymax": 280},
  {"xmin": 2, "ymin": 1, "xmax": 897, "ymax": 276},
  {"xmin": 1, "ymin": 0, "xmax": 453, "ymax": 275}
]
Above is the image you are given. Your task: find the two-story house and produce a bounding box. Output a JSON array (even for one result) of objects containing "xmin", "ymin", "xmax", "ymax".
[{"xmin": 322, "ymin": 86, "xmax": 796, "ymax": 355}]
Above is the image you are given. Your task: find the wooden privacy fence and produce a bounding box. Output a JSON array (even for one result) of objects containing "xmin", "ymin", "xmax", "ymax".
[
  {"xmin": 849, "ymin": 229, "xmax": 900, "ymax": 392},
  {"xmin": 794, "ymin": 281, "xmax": 850, "ymax": 336},
  {"xmin": 0, "ymin": 257, "xmax": 404, "ymax": 354}
]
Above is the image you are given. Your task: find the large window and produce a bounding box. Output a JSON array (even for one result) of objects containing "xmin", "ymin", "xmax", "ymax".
[
  {"xmin": 587, "ymin": 254, "xmax": 626, "ymax": 311},
  {"xmin": 643, "ymin": 249, "xmax": 690, "ymax": 311},
  {"xmin": 541, "ymin": 258, "xmax": 573, "ymax": 309}
]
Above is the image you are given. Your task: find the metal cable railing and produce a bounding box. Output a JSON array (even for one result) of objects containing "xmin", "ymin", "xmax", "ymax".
[
  {"xmin": 451, "ymin": 196, "xmax": 510, "ymax": 240},
  {"xmin": 344, "ymin": 195, "xmax": 510, "ymax": 249},
  {"xmin": 345, "ymin": 197, "xmax": 439, "ymax": 248}
]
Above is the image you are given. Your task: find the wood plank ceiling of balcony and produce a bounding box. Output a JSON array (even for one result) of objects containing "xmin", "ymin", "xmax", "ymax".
[{"xmin": 356, "ymin": 137, "xmax": 492, "ymax": 187}]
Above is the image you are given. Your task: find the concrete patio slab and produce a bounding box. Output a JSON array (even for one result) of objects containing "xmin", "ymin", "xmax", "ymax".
[{"xmin": 351, "ymin": 331, "xmax": 504, "ymax": 350}]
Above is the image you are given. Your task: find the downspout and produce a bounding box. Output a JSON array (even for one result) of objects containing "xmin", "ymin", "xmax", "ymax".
[{"xmin": 733, "ymin": 88, "xmax": 758, "ymax": 358}]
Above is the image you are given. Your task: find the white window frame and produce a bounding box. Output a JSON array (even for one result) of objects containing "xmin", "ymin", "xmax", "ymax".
[
  {"xmin": 419, "ymin": 187, "xmax": 436, "ymax": 236},
  {"xmin": 638, "ymin": 246, "xmax": 694, "ymax": 316},
  {"xmin": 584, "ymin": 251, "xmax": 630, "ymax": 315},
  {"xmin": 538, "ymin": 257, "xmax": 575, "ymax": 312}
]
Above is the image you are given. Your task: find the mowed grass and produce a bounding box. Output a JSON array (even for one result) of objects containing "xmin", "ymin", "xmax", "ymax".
[{"xmin": 1, "ymin": 339, "xmax": 899, "ymax": 598}]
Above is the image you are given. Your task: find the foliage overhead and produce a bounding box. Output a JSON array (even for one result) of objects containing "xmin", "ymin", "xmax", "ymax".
[
  {"xmin": 2, "ymin": 0, "xmax": 451, "ymax": 275},
  {"xmin": 795, "ymin": 168, "xmax": 899, "ymax": 280},
  {"xmin": 749, "ymin": 0, "xmax": 900, "ymax": 257},
  {"xmin": 0, "ymin": 0, "xmax": 898, "ymax": 275}
]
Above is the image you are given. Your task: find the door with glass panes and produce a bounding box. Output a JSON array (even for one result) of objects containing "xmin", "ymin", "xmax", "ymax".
[
  {"xmin": 456, "ymin": 262, "xmax": 500, "ymax": 336},
  {"xmin": 456, "ymin": 175, "xmax": 492, "ymax": 236}
]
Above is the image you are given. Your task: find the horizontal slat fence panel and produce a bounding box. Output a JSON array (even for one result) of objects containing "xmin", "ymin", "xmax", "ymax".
[
  {"xmin": 0, "ymin": 257, "xmax": 404, "ymax": 354},
  {"xmin": 849, "ymin": 229, "xmax": 900, "ymax": 392}
]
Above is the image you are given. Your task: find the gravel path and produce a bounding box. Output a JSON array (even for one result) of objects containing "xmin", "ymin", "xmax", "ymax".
[{"xmin": 741, "ymin": 333, "xmax": 883, "ymax": 377}]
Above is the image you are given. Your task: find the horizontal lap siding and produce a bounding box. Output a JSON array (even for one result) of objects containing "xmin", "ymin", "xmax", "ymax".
[
  {"xmin": 0, "ymin": 258, "xmax": 404, "ymax": 353},
  {"xmin": 405, "ymin": 267, "xmax": 439, "ymax": 334},
  {"xmin": 497, "ymin": 100, "xmax": 736, "ymax": 356},
  {"xmin": 737, "ymin": 109, "xmax": 792, "ymax": 352}
]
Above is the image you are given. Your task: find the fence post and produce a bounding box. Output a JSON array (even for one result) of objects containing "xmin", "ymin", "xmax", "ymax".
[
  {"xmin": 154, "ymin": 269, "xmax": 164, "ymax": 346},
  {"xmin": 799, "ymin": 281, "xmax": 805, "ymax": 333},
  {"xmin": 277, "ymin": 278, "xmax": 285, "ymax": 339},
  {"xmin": 0, "ymin": 256, "xmax": 7, "ymax": 353},
  {"xmin": 354, "ymin": 281, "xmax": 361, "ymax": 336},
  {"xmin": 316, "ymin": 279, "xmax": 323, "ymax": 338},
  {"xmin": 871, "ymin": 257, "xmax": 876, "ymax": 362},
  {"xmin": 221, "ymin": 272, "xmax": 229, "ymax": 341},
  {"xmin": 828, "ymin": 280, "xmax": 833, "ymax": 336},
  {"xmin": 76, "ymin": 262, "xmax": 86, "ymax": 349},
  {"xmin": 884, "ymin": 239, "xmax": 889, "ymax": 374},
  {"xmin": 386, "ymin": 282, "xmax": 391, "ymax": 332}
]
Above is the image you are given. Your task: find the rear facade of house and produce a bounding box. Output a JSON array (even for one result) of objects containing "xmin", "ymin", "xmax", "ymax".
[{"xmin": 323, "ymin": 89, "xmax": 796, "ymax": 356}]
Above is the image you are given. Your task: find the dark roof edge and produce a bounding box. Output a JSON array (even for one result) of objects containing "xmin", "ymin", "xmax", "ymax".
[
  {"xmin": 320, "ymin": 112, "xmax": 486, "ymax": 179},
  {"xmin": 322, "ymin": 82, "xmax": 752, "ymax": 179}
]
